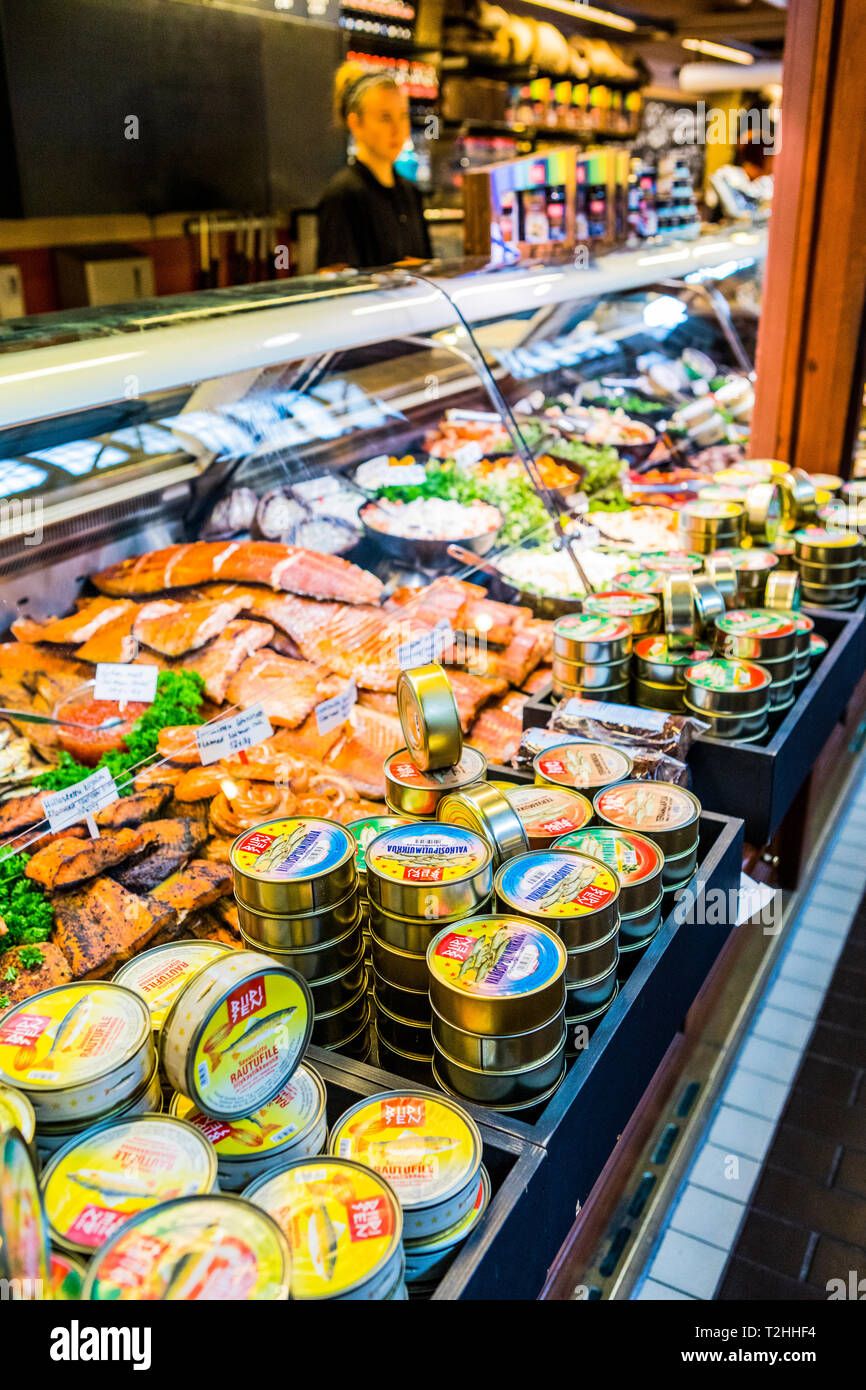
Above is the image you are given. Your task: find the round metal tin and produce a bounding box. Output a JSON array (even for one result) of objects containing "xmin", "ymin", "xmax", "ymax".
[
  {"xmin": 308, "ymin": 950, "xmax": 366, "ymax": 1013},
  {"xmin": 532, "ymin": 741, "xmax": 634, "ymax": 794},
  {"xmin": 370, "ymin": 932, "xmax": 429, "ymax": 993},
  {"xmin": 745, "ymin": 481, "xmax": 782, "ymax": 543},
  {"xmin": 551, "ymin": 675, "xmax": 630, "ymax": 704},
  {"xmin": 779, "ymin": 470, "xmax": 818, "ymax": 529},
  {"xmin": 660, "ymin": 841, "xmax": 700, "ymax": 889},
  {"xmin": 503, "ymin": 784, "xmax": 594, "ymax": 849},
  {"xmin": 85, "ymin": 1192, "xmax": 292, "ymax": 1300},
  {"xmin": 0, "ymin": 1127, "xmax": 49, "ymax": 1288},
  {"xmin": 715, "ymin": 609, "xmax": 799, "ymax": 661},
  {"xmin": 810, "ymin": 633, "xmax": 829, "ymax": 659},
  {"xmin": 230, "ymin": 817, "xmax": 356, "ymax": 916},
  {"xmin": 552, "ymin": 611, "xmax": 632, "ymax": 664},
  {"xmin": 494, "ymin": 850, "xmax": 621, "ymax": 949},
  {"xmin": 640, "ymin": 551, "xmax": 704, "ymax": 575},
  {"xmin": 347, "ymin": 815, "xmax": 409, "ymax": 887},
  {"xmin": 565, "ymin": 946, "xmax": 620, "ymax": 1006},
  {"xmin": 34, "ymin": 1053, "xmax": 164, "ymax": 1161},
  {"xmin": 372, "ymin": 969, "xmax": 431, "ymax": 1025},
  {"xmin": 365, "ymin": 822, "xmax": 493, "ymax": 920},
  {"xmin": 793, "ymin": 525, "xmax": 863, "ymax": 565},
  {"xmin": 680, "ymin": 499, "xmax": 746, "ymax": 534},
  {"xmin": 685, "ymin": 657, "xmax": 773, "ymax": 713},
  {"xmin": 593, "ymin": 781, "xmax": 701, "ymax": 857},
  {"xmin": 431, "ymin": 1030, "xmax": 566, "ymax": 1105},
  {"xmin": 703, "ymin": 554, "xmax": 738, "ymax": 608},
  {"xmin": 238, "ymin": 918, "xmax": 363, "ymax": 981},
  {"xmin": 772, "ymin": 534, "xmax": 797, "ymax": 568},
  {"xmin": 552, "ymin": 826, "xmax": 663, "ymax": 915},
  {"xmin": 397, "ymin": 662, "xmax": 463, "ymax": 772},
  {"xmin": 235, "ymin": 886, "xmax": 360, "ymax": 950},
  {"xmin": 113, "ymin": 940, "xmax": 233, "ymax": 1036},
  {"xmin": 811, "ymin": 473, "xmax": 844, "ymax": 497},
  {"xmin": 618, "ymin": 893, "xmax": 664, "ymax": 945},
  {"xmin": 768, "ymin": 675, "xmax": 797, "ymax": 712},
  {"xmin": 328, "ymin": 1091, "xmax": 482, "ymax": 1241},
  {"xmin": 663, "ymin": 574, "xmax": 697, "ymax": 649},
  {"xmin": 0, "ymin": 983, "xmax": 153, "ymax": 1125},
  {"xmin": 753, "ymin": 650, "xmax": 797, "ymax": 683},
  {"xmin": 375, "ymin": 1035, "xmax": 433, "ymax": 1082},
  {"xmin": 565, "ymin": 985, "xmax": 618, "ymax": 1052},
  {"xmin": 683, "ymin": 698, "xmax": 769, "ymax": 741},
  {"xmin": 564, "ymin": 919, "xmax": 620, "ymax": 986},
  {"xmin": 632, "ymin": 677, "xmax": 685, "ymax": 712},
  {"xmin": 691, "ymin": 576, "xmax": 726, "ymax": 635},
  {"xmin": 764, "ymin": 570, "xmax": 802, "ymax": 612},
  {"xmin": 551, "ymin": 654, "xmax": 632, "ymax": 688},
  {"xmin": 403, "ymin": 1167, "xmax": 490, "ymax": 1285},
  {"xmin": 617, "ymin": 929, "xmax": 659, "ymax": 981},
  {"xmin": 169, "ymin": 1062, "xmax": 328, "ymax": 1191},
  {"xmin": 324, "ymin": 1006, "xmax": 371, "ymax": 1060},
  {"xmin": 0, "ymin": 1083, "xmax": 35, "ymax": 1145},
  {"xmin": 245, "ymin": 1157, "xmax": 403, "ymax": 1301},
  {"xmin": 427, "ymin": 914, "xmax": 567, "ymax": 1034},
  {"xmin": 384, "ymin": 746, "xmax": 487, "ymax": 818},
  {"xmin": 611, "ymin": 568, "xmax": 667, "ymax": 594},
  {"xmin": 712, "ymin": 547, "xmax": 778, "ymax": 574},
  {"xmin": 368, "ymin": 894, "xmax": 495, "ymax": 956},
  {"xmin": 312, "ymin": 985, "xmax": 369, "ymax": 1048},
  {"xmin": 632, "ymin": 635, "xmax": 713, "ymax": 684},
  {"xmin": 374, "ymin": 996, "xmax": 432, "ymax": 1055},
  {"xmin": 41, "ymin": 1113, "xmax": 218, "ymax": 1256},
  {"xmin": 797, "ymin": 557, "xmax": 863, "ymax": 586},
  {"xmin": 437, "ymin": 783, "xmax": 528, "ymax": 867},
  {"xmin": 429, "ymin": 1001, "xmax": 564, "ymax": 1072},
  {"xmin": 583, "ymin": 590, "xmax": 661, "ymax": 635},
  {"xmin": 431, "ymin": 1059, "xmax": 565, "ymax": 1115},
  {"xmin": 160, "ymin": 951, "xmax": 313, "ymax": 1121},
  {"xmin": 800, "ymin": 580, "xmax": 861, "ymax": 609}
]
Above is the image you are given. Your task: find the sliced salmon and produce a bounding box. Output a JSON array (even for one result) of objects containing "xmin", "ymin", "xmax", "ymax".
[
  {"xmin": 112, "ymin": 818, "xmax": 209, "ymax": 892},
  {"xmin": 226, "ymin": 652, "xmax": 344, "ymax": 728},
  {"xmin": 93, "ymin": 789, "xmax": 172, "ymax": 828},
  {"xmin": 25, "ymin": 827, "xmax": 144, "ymax": 889},
  {"xmin": 75, "ymin": 609, "xmax": 140, "ymax": 663},
  {"xmin": 178, "ymin": 620, "xmax": 274, "ymax": 702},
  {"xmin": 157, "ymin": 726, "xmax": 204, "ymax": 766},
  {"xmin": 133, "ymin": 596, "xmax": 248, "ymax": 657}
]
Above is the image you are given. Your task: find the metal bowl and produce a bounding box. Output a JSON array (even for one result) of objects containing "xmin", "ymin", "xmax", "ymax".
[{"xmin": 360, "ymin": 502, "xmax": 502, "ymax": 569}]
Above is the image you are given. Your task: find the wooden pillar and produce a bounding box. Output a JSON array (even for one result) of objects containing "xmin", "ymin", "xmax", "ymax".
[{"xmin": 750, "ymin": 0, "xmax": 866, "ymax": 474}]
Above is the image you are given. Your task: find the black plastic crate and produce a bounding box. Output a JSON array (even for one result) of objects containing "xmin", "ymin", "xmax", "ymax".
[{"xmin": 520, "ymin": 609, "xmax": 864, "ymax": 846}]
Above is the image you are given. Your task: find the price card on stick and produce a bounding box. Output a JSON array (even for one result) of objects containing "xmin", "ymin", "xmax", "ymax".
[
  {"xmin": 315, "ymin": 681, "xmax": 357, "ymax": 736},
  {"xmin": 43, "ymin": 766, "xmax": 118, "ymax": 836},
  {"xmin": 398, "ymin": 620, "xmax": 454, "ymax": 670},
  {"xmin": 93, "ymin": 663, "xmax": 159, "ymax": 704},
  {"xmin": 195, "ymin": 704, "xmax": 274, "ymax": 766}
]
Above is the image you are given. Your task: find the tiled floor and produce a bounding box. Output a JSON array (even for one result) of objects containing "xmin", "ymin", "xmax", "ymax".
[{"xmin": 632, "ymin": 754, "xmax": 866, "ymax": 1301}]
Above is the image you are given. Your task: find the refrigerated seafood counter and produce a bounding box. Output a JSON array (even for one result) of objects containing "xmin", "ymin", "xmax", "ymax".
[{"xmin": 0, "ymin": 224, "xmax": 864, "ymax": 1300}]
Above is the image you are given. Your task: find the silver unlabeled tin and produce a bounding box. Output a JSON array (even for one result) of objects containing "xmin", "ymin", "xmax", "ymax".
[
  {"xmin": 235, "ymin": 887, "xmax": 359, "ymax": 950},
  {"xmin": 551, "ymin": 655, "xmax": 631, "ymax": 688},
  {"xmin": 374, "ymin": 996, "xmax": 432, "ymax": 1055},
  {"xmin": 308, "ymin": 950, "xmax": 367, "ymax": 1014},
  {"xmin": 429, "ymin": 1001, "xmax": 565, "ymax": 1073},
  {"xmin": 372, "ymin": 968, "xmax": 431, "ymax": 1024},
  {"xmin": 431, "ymin": 1032, "xmax": 566, "ymax": 1106},
  {"xmin": 565, "ymin": 949, "xmax": 620, "ymax": 1009},
  {"xmin": 436, "ymin": 783, "xmax": 528, "ymax": 867},
  {"xmin": 564, "ymin": 921, "xmax": 620, "ymax": 986},
  {"xmin": 370, "ymin": 931, "xmax": 429, "ymax": 993},
  {"xmin": 238, "ymin": 918, "xmax": 363, "ymax": 981},
  {"xmin": 368, "ymin": 894, "xmax": 493, "ymax": 955},
  {"xmin": 310, "ymin": 981, "xmax": 369, "ymax": 1048}
]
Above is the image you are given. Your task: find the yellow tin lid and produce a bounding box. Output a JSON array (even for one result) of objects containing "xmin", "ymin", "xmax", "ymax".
[
  {"xmin": 171, "ymin": 1062, "xmax": 326, "ymax": 1162},
  {"xmin": 41, "ymin": 1114, "xmax": 218, "ymax": 1255},
  {"xmin": 0, "ymin": 983, "xmax": 150, "ymax": 1096},
  {"xmin": 495, "ymin": 850, "xmax": 620, "ymax": 919},
  {"xmin": 84, "ymin": 1193, "xmax": 292, "ymax": 1300},
  {"xmin": 329, "ymin": 1091, "xmax": 482, "ymax": 1214},
  {"xmin": 244, "ymin": 1156, "xmax": 402, "ymax": 1300},
  {"xmin": 230, "ymin": 816, "xmax": 355, "ymax": 914},
  {"xmin": 366, "ymin": 823, "xmax": 492, "ymax": 888},
  {"xmin": 0, "ymin": 1128, "xmax": 50, "ymax": 1286},
  {"xmin": 114, "ymin": 940, "xmax": 232, "ymax": 1032},
  {"xmin": 0, "ymin": 1083, "xmax": 35, "ymax": 1144},
  {"xmin": 427, "ymin": 915, "xmax": 567, "ymax": 999}
]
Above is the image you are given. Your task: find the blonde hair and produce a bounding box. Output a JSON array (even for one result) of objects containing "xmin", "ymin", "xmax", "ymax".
[{"xmin": 333, "ymin": 61, "xmax": 401, "ymax": 127}]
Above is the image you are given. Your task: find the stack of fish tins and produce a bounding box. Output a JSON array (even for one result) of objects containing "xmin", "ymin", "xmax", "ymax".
[
  {"xmin": 631, "ymin": 634, "xmax": 713, "ymax": 712},
  {"xmin": 679, "ymin": 498, "xmax": 746, "ymax": 555},
  {"xmin": 714, "ymin": 609, "xmax": 799, "ymax": 715},
  {"xmin": 682, "ymin": 656, "xmax": 772, "ymax": 741},
  {"xmin": 230, "ymin": 817, "xmax": 369, "ymax": 1059},
  {"xmin": 765, "ymin": 609, "xmax": 814, "ymax": 685},
  {"xmin": 0, "ymin": 981, "xmax": 162, "ymax": 1162},
  {"xmin": 592, "ymin": 781, "xmax": 701, "ymax": 973},
  {"xmin": 532, "ymin": 739, "xmax": 634, "ymax": 801},
  {"xmin": 793, "ymin": 527, "xmax": 864, "ymax": 609},
  {"xmin": 245, "ymin": 1155, "xmax": 408, "ymax": 1300},
  {"xmin": 711, "ymin": 548, "xmax": 779, "ymax": 608},
  {"xmin": 365, "ymin": 821, "xmax": 494, "ymax": 1081},
  {"xmin": 328, "ymin": 1089, "xmax": 485, "ymax": 1296},
  {"xmin": 553, "ymin": 826, "xmax": 664, "ymax": 981},
  {"xmin": 427, "ymin": 915, "xmax": 568, "ymax": 1107},
  {"xmin": 346, "ymin": 813, "xmax": 409, "ymax": 1012},
  {"xmin": 550, "ymin": 612, "xmax": 633, "ymax": 702},
  {"xmin": 436, "ymin": 782, "xmax": 529, "ymax": 867},
  {"xmin": 502, "ymin": 782, "xmax": 595, "ymax": 850},
  {"xmin": 583, "ymin": 590, "xmax": 662, "ymax": 638},
  {"xmin": 764, "ymin": 569, "xmax": 802, "ymax": 613},
  {"xmin": 609, "ymin": 568, "xmax": 667, "ymax": 597},
  {"xmin": 383, "ymin": 747, "xmax": 489, "ymax": 821},
  {"xmin": 494, "ymin": 849, "xmax": 621, "ymax": 1049}
]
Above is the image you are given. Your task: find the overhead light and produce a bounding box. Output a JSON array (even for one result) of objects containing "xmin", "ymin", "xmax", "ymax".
[
  {"xmin": 681, "ymin": 38, "xmax": 755, "ymax": 64},
  {"xmin": 520, "ymin": 1, "xmax": 637, "ymax": 33}
]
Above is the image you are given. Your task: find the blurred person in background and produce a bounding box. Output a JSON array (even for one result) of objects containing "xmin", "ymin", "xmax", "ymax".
[{"xmin": 317, "ymin": 62, "xmax": 431, "ymax": 270}]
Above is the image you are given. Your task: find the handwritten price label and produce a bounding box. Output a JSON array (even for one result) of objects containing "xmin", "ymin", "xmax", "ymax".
[
  {"xmin": 195, "ymin": 704, "xmax": 273, "ymax": 766},
  {"xmin": 43, "ymin": 766, "xmax": 118, "ymax": 834},
  {"xmin": 93, "ymin": 663, "xmax": 159, "ymax": 704},
  {"xmin": 397, "ymin": 620, "xmax": 454, "ymax": 670},
  {"xmin": 315, "ymin": 681, "xmax": 357, "ymax": 736}
]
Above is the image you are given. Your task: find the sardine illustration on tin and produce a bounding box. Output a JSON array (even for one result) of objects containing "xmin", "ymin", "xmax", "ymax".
[
  {"xmin": 68, "ymin": 1169, "xmax": 185, "ymax": 1205},
  {"xmin": 458, "ymin": 929, "xmax": 509, "ymax": 983},
  {"xmin": 255, "ymin": 827, "xmax": 308, "ymax": 873},
  {"xmin": 161, "ymin": 1224, "xmax": 223, "ymax": 1299},
  {"xmin": 202, "ymin": 1007, "xmax": 297, "ymax": 1063},
  {"xmin": 537, "ymin": 864, "xmax": 597, "ymax": 910},
  {"xmin": 307, "ymin": 1203, "xmax": 340, "ymax": 1282},
  {"xmin": 48, "ymin": 996, "xmax": 93, "ymax": 1055}
]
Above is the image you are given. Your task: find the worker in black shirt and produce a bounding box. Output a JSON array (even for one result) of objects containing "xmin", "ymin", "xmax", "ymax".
[{"xmin": 317, "ymin": 63, "xmax": 432, "ymax": 271}]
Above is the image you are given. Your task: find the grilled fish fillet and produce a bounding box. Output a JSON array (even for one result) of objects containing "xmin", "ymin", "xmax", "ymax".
[
  {"xmin": 53, "ymin": 877, "xmax": 178, "ymax": 977},
  {"xmin": 148, "ymin": 860, "xmax": 232, "ymax": 919},
  {"xmin": 111, "ymin": 818, "xmax": 209, "ymax": 892},
  {"xmin": 25, "ymin": 828, "xmax": 144, "ymax": 890},
  {"xmin": 0, "ymin": 943, "xmax": 72, "ymax": 1005}
]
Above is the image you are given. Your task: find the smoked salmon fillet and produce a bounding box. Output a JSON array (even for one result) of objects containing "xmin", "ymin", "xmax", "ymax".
[
  {"xmin": 24, "ymin": 828, "xmax": 144, "ymax": 889},
  {"xmin": 132, "ymin": 596, "xmax": 248, "ymax": 656},
  {"xmin": 53, "ymin": 877, "xmax": 178, "ymax": 977}
]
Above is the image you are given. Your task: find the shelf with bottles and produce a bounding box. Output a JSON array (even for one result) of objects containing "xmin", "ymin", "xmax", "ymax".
[{"xmin": 344, "ymin": 47, "xmax": 438, "ymax": 100}]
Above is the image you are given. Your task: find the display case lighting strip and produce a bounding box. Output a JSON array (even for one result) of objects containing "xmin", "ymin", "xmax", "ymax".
[{"xmin": 519, "ymin": 0, "xmax": 637, "ymax": 33}]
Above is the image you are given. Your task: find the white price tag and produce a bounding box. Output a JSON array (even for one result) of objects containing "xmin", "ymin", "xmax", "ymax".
[
  {"xmin": 315, "ymin": 681, "xmax": 357, "ymax": 736},
  {"xmin": 398, "ymin": 620, "xmax": 454, "ymax": 670},
  {"xmin": 453, "ymin": 442, "xmax": 483, "ymax": 470},
  {"xmin": 43, "ymin": 766, "xmax": 118, "ymax": 834},
  {"xmin": 195, "ymin": 704, "xmax": 274, "ymax": 766},
  {"xmin": 93, "ymin": 663, "xmax": 159, "ymax": 704},
  {"xmin": 563, "ymin": 697, "xmax": 669, "ymax": 734}
]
